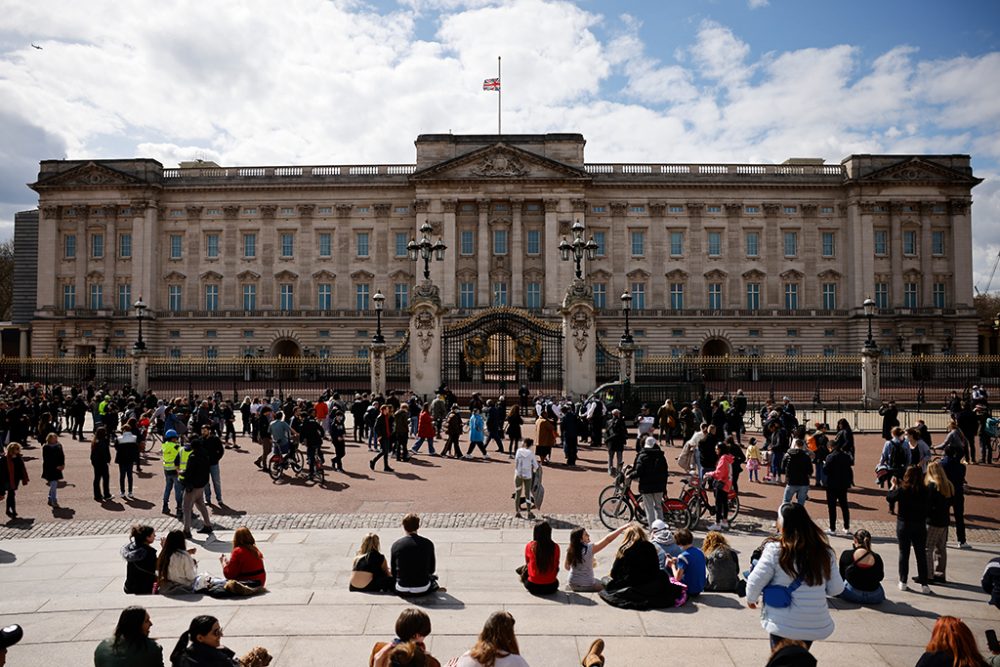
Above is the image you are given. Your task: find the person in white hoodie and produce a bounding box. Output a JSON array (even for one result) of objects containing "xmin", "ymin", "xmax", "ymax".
[
  {"xmin": 513, "ymin": 439, "xmax": 539, "ymax": 519},
  {"xmin": 745, "ymin": 503, "xmax": 844, "ymax": 650}
]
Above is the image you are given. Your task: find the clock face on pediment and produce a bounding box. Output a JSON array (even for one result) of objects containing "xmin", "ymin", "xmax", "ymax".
[
  {"xmin": 859, "ymin": 157, "xmax": 979, "ymax": 185},
  {"xmin": 411, "ymin": 143, "xmax": 590, "ymax": 182},
  {"xmin": 33, "ymin": 161, "xmax": 146, "ymax": 189}
]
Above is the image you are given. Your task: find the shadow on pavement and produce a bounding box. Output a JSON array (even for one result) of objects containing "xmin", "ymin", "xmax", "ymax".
[
  {"xmin": 691, "ymin": 593, "xmax": 743, "ymax": 609},
  {"xmin": 402, "ymin": 591, "xmax": 465, "ymax": 608},
  {"xmin": 52, "ymin": 505, "xmax": 76, "ymax": 520},
  {"xmin": 0, "ymin": 549, "xmax": 15, "ymax": 564}
]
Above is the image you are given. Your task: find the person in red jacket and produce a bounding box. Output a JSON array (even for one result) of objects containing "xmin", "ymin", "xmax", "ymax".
[
  {"xmin": 220, "ymin": 526, "xmax": 266, "ymax": 588},
  {"xmin": 410, "ymin": 405, "xmax": 438, "ymax": 456},
  {"xmin": 704, "ymin": 442, "xmax": 735, "ymax": 531}
]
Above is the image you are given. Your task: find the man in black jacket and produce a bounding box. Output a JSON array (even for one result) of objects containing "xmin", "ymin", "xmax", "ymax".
[
  {"xmin": 781, "ymin": 435, "xmax": 813, "ymax": 510},
  {"xmin": 823, "ymin": 440, "xmax": 854, "ymax": 535},
  {"xmin": 179, "ymin": 438, "xmax": 214, "ymax": 538},
  {"xmin": 631, "ymin": 437, "xmax": 668, "ymax": 524},
  {"xmin": 605, "ymin": 409, "xmax": 628, "ymax": 476},
  {"xmin": 698, "ymin": 424, "xmax": 720, "ymax": 481},
  {"xmin": 194, "ymin": 424, "xmax": 225, "ymax": 506},
  {"xmin": 390, "ymin": 513, "xmax": 443, "ymax": 596}
]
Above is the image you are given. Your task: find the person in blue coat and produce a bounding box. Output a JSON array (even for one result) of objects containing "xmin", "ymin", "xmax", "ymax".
[{"xmin": 464, "ymin": 408, "xmax": 488, "ymax": 459}]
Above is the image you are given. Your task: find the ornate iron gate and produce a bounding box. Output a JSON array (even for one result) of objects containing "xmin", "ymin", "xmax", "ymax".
[{"xmin": 441, "ymin": 308, "xmax": 563, "ymax": 398}]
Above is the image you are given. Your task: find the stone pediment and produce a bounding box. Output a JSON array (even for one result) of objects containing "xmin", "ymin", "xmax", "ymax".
[
  {"xmin": 410, "ymin": 143, "xmax": 591, "ymax": 182},
  {"xmin": 237, "ymin": 270, "xmax": 260, "ymax": 282},
  {"xmin": 704, "ymin": 269, "xmax": 728, "ymax": 281},
  {"xmin": 274, "ymin": 270, "xmax": 299, "ymax": 281},
  {"xmin": 858, "ymin": 157, "xmax": 982, "ymax": 185},
  {"xmin": 742, "ymin": 269, "xmax": 766, "ymax": 280},
  {"xmin": 312, "ymin": 270, "xmax": 336, "ymax": 281},
  {"xmin": 33, "ymin": 161, "xmax": 147, "ymax": 189},
  {"xmin": 665, "ymin": 269, "xmax": 689, "ymax": 281},
  {"xmin": 200, "ymin": 271, "xmax": 223, "ymax": 281},
  {"xmin": 163, "ymin": 271, "xmax": 187, "ymax": 281}
]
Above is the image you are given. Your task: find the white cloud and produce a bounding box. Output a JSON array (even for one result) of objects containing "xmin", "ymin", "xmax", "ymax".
[{"xmin": 748, "ymin": 0, "xmax": 769, "ymax": 8}]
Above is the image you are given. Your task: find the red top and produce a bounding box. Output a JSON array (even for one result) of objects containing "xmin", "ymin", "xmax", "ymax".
[
  {"xmin": 417, "ymin": 411, "xmax": 436, "ymax": 438},
  {"xmin": 315, "ymin": 401, "xmax": 329, "ymax": 420},
  {"xmin": 223, "ymin": 546, "xmax": 266, "ymax": 586},
  {"xmin": 525, "ymin": 541, "xmax": 560, "ymax": 585}
]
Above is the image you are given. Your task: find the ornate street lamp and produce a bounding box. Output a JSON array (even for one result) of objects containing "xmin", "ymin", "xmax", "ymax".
[
  {"xmin": 620, "ymin": 290, "xmax": 634, "ymax": 345},
  {"xmin": 559, "ymin": 220, "xmax": 598, "ymax": 280},
  {"xmin": 862, "ymin": 297, "xmax": 876, "ymax": 351},
  {"xmin": 372, "ymin": 289, "xmax": 386, "ymax": 344},
  {"xmin": 407, "ymin": 221, "xmax": 447, "ymax": 281},
  {"xmin": 133, "ymin": 297, "xmax": 147, "ymax": 351}
]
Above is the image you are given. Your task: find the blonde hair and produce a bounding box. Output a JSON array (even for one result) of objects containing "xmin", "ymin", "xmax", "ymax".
[
  {"xmin": 5, "ymin": 442, "xmax": 21, "ymax": 456},
  {"xmin": 702, "ymin": 531, "xmax": 730, "ymax": 556},
  {"xmin": 925, "ymin": 461, "xmax": 955, "ymax": 499},
  {"xmin": 354, "ymin": 533, "xmax": 381, "ymax": 566},
  {"xmin": 616, "ymin": 525, "xmax": 647, "ymax": 560}
]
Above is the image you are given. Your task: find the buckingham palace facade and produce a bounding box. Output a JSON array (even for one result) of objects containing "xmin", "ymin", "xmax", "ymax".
[{"xmin": 19, "ymin": 133, "xmax": 981, "ymax": 362}]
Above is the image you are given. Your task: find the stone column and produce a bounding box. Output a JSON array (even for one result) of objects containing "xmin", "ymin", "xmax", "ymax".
[
  {"xmin": 919, "ymin": 202, "xmax": 934, "ymax": 306},
  {"xmin": 861, "ymin": 347, "xmax": 880, "ymax": 408},
  {"xmin": 441, "ymin": 199, "xmax": 457, "ymax": 307},
  {"xmin": 649, "ymin": 203, "xmax": 666, "ymax": 307},
  {"xmin": 759, "ymin": 203, "xmax": 779, "ymax": 307},
  {"xmin": 511, "ymin": 199, "xmax": 524, "ymax": 307},
  {"xmin": 409, "ymin": 282, "xmax": 445, "ymax": 399},
  {"xmin": 609, "ymin": 201, "xmax": 628, "ymax": 301},
  {"xmin": 38, "ymin": 206, "xmax": 60, "ymax": 311},
  {"xmin": 618, "ymin": 341, "xmax": 637, "ymax": 383},
  {"xmin": 949, "ymin": 199, "xmax": 973, "ymax": 308},
  {"xmin": 889, "ymin": 202, "xmax": 903, "ymax": 307},
  {"xmin": 370, "ymin": 341, "xmax": 387, "ymax": 397},
  {"xmin": 133, "ymin": 199, "xmax": 158, "ymax": 310},
  {"xmin": 544, "ymin": 198, "xmax": 561, "ymax": 307},
  {"xmin": 561, "ymin": 279, "xmax": 596, "ymax": 398},
  {"xmin": 801, "ymin": 204, "xmax": 818, "ymax": 307},
  {"xmin": 477, "ymin": 198, "xmax": 491, "ymax": 306},
  {"xmin": 132, "ymin": 349, "xmax": 149, "ymax": 393},
  {"xmin": 18, "ymin": 328, "xmax": 29, "ymax": 359}
]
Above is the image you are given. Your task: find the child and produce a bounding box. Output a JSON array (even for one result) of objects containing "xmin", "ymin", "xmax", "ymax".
[
  {"xmin": 746, "ymin": 437, "xmax": 762, "ymax": 483},
  {"xmin": 513, "ymin": 438, "xmax": 539, "ymax": 519},
  {"xmin": 666, "ymin": 528, "xmax": 706, "ymax": 597}
]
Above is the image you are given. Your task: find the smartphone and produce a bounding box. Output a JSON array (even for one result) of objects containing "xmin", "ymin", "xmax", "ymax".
[{"xmin": 986, "ymin": 629, "xmax": 999, "ymax": 653}]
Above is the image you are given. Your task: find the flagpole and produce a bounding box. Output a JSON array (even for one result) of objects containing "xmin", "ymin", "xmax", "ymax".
[{"xmin": 497, "ymin": 56, "xmax": 502, "ymax": 136}]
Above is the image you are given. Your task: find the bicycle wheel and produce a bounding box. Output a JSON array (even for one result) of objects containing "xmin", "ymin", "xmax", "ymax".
[
  {"xmin": 290, "ymin": 450, "xmax": 304, "ymax": 475},
  {"xmin": 664, "ymin": 504, "xmax": 691, "ymax": 530},
  {"xmin": 267, "ymin": 457, "xmax": 284, "ymax": 481},
  {"xmin": 599, "ymin": 495, "xmax": 635, "ymax": 530},
  {"xmin": 598, "ymin": 484, "xmax": 618, "ymax": 506},
  {"xmin": 143, "ymin": 431, "xmax": 159, "ymax": 453},
  {"xmin": 727, "ymin": 494, "xmax": 741, "ymax": 523},
  {"xmin": 685, "ymin": 496, "xmax": 701, "ymax": 530},
  {"xmin": 314, "ymin": 457, "xmax": 325, "ymax": 482}
]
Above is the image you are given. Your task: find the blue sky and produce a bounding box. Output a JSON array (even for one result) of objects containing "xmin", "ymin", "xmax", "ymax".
[{"xmin": 1, "ymin": 0, "xmax": 999, "ymax": 286}]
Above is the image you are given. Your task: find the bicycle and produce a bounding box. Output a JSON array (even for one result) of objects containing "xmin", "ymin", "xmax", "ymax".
[
  {"xmin": 268, "ymin": 448, "xmax": 304, "ymax": 480},
  {"xmin": 598, "ymin": 466, "xmax": 691, "ymax": 531},
  {"xmin": 676, "ymin": 470, "xmax": 740, "ymax": 529}
]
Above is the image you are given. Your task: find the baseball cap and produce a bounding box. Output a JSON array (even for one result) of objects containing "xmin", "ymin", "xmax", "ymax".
[{"xmin": 0, "ymin": 624, "xmax": 23, "ymax": 649}]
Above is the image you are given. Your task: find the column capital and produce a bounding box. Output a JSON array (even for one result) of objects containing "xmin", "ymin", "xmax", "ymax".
[
  {"xmin": 609, "ymin": 201, "xmax": 628, "ymax": 216},
  {"xmin": 297, "ymin": 203, "xmax": 315, "ymax": 217},
  {"xmin": 648, "ymin": 202, "xmax": 666, "ymax": 217},
  {"xmin": 442, "ymin": 199, "xmax": 458, "ymax": 213},
  {"xmin": 373, "ymin": 202, "xmax": 392, "ymax": 217},
  {"xmin": 335, "ymin": 203, "xmax": 353, "ymax": 218},
  {"xmin": 185, "ymin": 205, "xmax": 204, "ymax": 219},
  {"xmin": 413, "ymin": 199, "xmax": 430, "ymax": 213},
  {"xmin": 799, "ymin": 203, "xmax": 817, "ymax": 216},
  {"xmin": 685, "ymin": 202, "xmax": 705, "ymax": 212},
  {"xmin": 571, "ymin": 198, "xmax": 587, "ymax": 213},
  {"xmin": 761, "ymin": 202, "xmax": 781, "ymax": 215},
  {"xmin": 544, "ymin": 198, "xmax": 560, "ymax": 213},
  {"xmin": 223, "ymin": 205, "xmax": 241, "ymax": 219},
  {"xmin": 949, "ymin": 199, "xmax": 970, "ymax": 215}
]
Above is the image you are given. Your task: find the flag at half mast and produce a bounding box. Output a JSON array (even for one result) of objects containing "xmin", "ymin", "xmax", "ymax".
[{"xmin": 483, "ymin": 77, "xmax": 500, "ymax": 91}]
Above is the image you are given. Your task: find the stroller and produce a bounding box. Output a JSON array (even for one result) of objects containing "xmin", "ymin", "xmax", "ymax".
[{"xmin": 514, "ymin": 466, "xmax": 545, "ymax": 513}]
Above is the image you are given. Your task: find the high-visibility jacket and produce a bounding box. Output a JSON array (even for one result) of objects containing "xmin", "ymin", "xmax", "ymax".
[
  {"xmin": 177, "ymin": 446, "xmax": 192, "ymax": 475},
  {"xmin": 162, "ymin": 440, "xmax": 181, "ymax": 473}
]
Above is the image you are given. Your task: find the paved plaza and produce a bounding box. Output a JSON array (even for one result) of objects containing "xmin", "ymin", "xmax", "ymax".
[{"xmin": 0, "ymin": 524, "xmax": 997, "ymax": 666}]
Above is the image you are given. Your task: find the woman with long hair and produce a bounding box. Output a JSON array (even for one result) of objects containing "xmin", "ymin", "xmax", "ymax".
[
  {"xmin": 452, "ymin": 611, "xmax": 526, "ymax": 667},
  {"xmin": 169, "ymin": 615, "xmax": 239, "ymax": 666},
  {"xmin": 915, "ymin": 616, "xmax": 989, "ymax": 667},
  {"xmin": 156, "ymin": 530, "xmax": 223, "ymax": 595},
  {"xmin": 0, "ymin": 441, "xmax": 29, "ymax": 519},
  {"xmin": 703, "ymin": 531, "xmax": 740, "ymax": 593},
  {"xmin": 599, "ymin": 524, "xmax": 687, "ymax": 609},
  {"xmin": 91, "ymin": 425, "xmax": 112, "ymax": 501},
  {"xmin": 350, "ymin": 532, "xmax": 393, "ymax": 593},
  {"xmin": 925, "ymin": 462, "xmax": 955, "ymax": 583},
  {"xmin": 220, "ymin": 526, "xmax": 266, "ymax": 588},
  {"xmin": 564, "ymin": 524, "xmax": 629, "ymax": 592},
  {"xmin": 887, "ymin": 465, "xmax": 932, "ymax": 593},
  {"xmin": 94, "ymin": 606, "xmax": 164, "ymax": 666},
  {"xmin": 836, "ymin": 529, "xmax": 885, "ymax": 605},
  {"xmin": 745, "ymin": 503, "xmax": 844, "ymax": 649},
  {"xmin": 833, "ymin": 418, "xmax": 855, "ymax": 462},
  {"xmin": 520, "ymin": 520, "xmax": 560, "ymax": 595},
  {"xmin": 122, "ymin": 524, "xmax": 158, "ymax": 595},
  {"xmin": 41, "ymin": 432, "xmax": 65, "ymax": 508}
]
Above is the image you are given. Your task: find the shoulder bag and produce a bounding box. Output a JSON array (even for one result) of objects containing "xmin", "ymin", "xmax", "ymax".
[{"xmin": 761, "ymin": 574, "xmax": 804, "ymax": 608}]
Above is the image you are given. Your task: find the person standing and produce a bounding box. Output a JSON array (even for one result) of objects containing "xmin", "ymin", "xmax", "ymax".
[
  {"xmin": 41, "ymin": 432, "xmax": 65, "ymax": 508},
  {"xmin": 329, "ymin": 410, "xmax": 347, "ymax": 472},
  {"xmin": 704, "ymin": 442, "xmax": 734, "ymax": 531},
  {"xmin": 464, "ymin": 408, "xmax": 489, "ymax": 460},
  {"xmin": 513, "ymin": 439, "xmax": 539, "ymax": 519},
  {"xmin": 939, "ymin": 445, "xmax": 970, "ymax": 549},
  {"xmin": 781, "ymin": 433, "xmax": 813, "ymax": 511},
  {"xmin": 560, "ymin": 404, "xmax": 581, "ymax": 466},
  {"xmin": 392, "ymin": 403, "xmax": 411, "ymax": 461},
  {"xmin": 159, "ymin": 429, "xmax": 182, "ymax": 515},
  {"xmin": 887, "ymin": 466, "xmax": 931, "ymax": 594},
  {"xmin": 0, "ymin": 442, "xmax": 29, "ymax": 519},
  {"xmin": 925, "ymin": 461, "xmax": 954, "ymax": 583},
  {"xmin": 179, "ymin": 438, "xmax": 214, "ymax": 538},
  {"xmin": 605, "ymin": 409, "xmax": 627, "ymax": 476},
  {"xmin": 656, "ymin": 399, "xmax": 677, "ymax": 447},
  {"xmin": 91, "ymin": 425, "xmax": 113, "ymax": 502},
  {"xmin": 878, "ymin": 400, "xmax": 899, "ymax": 441},
  {"xmin": 956, "ymin": 401, "xmax": 979, "ymax": 463},
  {"xmin": 369, "ymin": 404, "xmax": 395, "ymax": 473},
  {"xmin": 630, "ymin": 436, "xmax": 668, "ymax": 525},
  {"xmin": 534, "ymin": 407, "xmax": 558, "ymax": 464},
  {"xmin": 114, "ymin": 429, "xmax": 139, "ymax": 500},
  {"xmin": 505, "ymin": 404, "xmax": 523, "ymax": 459},
  {"xmin": 587, "ymin": 398, "xmax": 605, "ymax": 451},
  {"xmin": 823, "ymin": 439, "xmax": 854, "ymax": 536},
  {"xmin": 698, "ymin": 424, "xmax": 720, "ymax": 482},
  {"xmin": 485, "ymin": 399, "xmax": 505, "ymax": 454},
  {"xmin": 195, "ymin": 424, "xmax": 224, "ymax": 506},
  {"xmin": 906, "ymin": 427, "xmax": 932, "ymax": 474},
  {"xmin": 299, "ymin": 411, "xmax": 326, "ymax": 480}
]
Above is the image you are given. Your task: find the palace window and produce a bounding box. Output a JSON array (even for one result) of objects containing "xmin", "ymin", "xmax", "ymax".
[
  {"xmin": 821, "ymin": 232, "xmax": 835, "ymax": 258},
  {"xmin": 394, "ymin": 283, "xmax": 409, "ymax": 310},
  {"xmin": 903, "ymin": 230, "xmax": 917, "ymax": 255},
  {"xmin": 64, "ymin": 235, "xmax": 76, "ymax": 259},
  {"xmin": 593, "ymin": 231, "xmax": 606, "ymax": 256},
  {"xmin": 669, "ymin": 283, "xmax": 684, "ymax": 310},
  {"xmin": 875, "ymin": 282, "xmax": 889, "ymax": 309},
  {"xmin": 318, "ymin": 233, "xmax": 332, "ymax": 257},
  {"xmin": 592, "ymin": 282, "xmax": 606, "ymax": 309},
  {"xmin": 526, "ymin": 229, "xmax": 541, "ymax": 255},
  {"xmin": 279, "ymin": 284, "xmax": 294, "ymax": 311},
  {"xmin": 243, "ymin": 233, "xmax": 257, "ymax": 258},
  {"xmin": 904, "ymin": 282, "xmax": 919, "ymax": 309},
  {"xmin": 784, "ymin": 283, "xmax": 799, "ymax": 310},
  {"xmin": 670, "ymin": 231, "xmax": 683, "ymax": 256},
  {"xmin": 933, "ymin": 283, "xmax": 946, "ymax": 308},
  {"xmin": 395, "ymin": 232, "xmax": 408, "ymax": 258},
  {"xmin": 205, "ymin": 284, "xmax": 219, "ymax": 311},
  {"xmin": 356, "ymin": 232, "xmax": 370, "ymax": 258},
  {"xmin": 459, "ymin": 282, "xmax": 475, "ymax": 309},
  {"xmin": 493, "ymin": 229, "xmax": 508, "ymax": 255},
  {"xmin": 874, "ymin": 230, "xmax": 888, "ymax": 255},
  {"xmin": 526, "ymin": 282, "xmax": 541, "ymax": 309},
  {"xmin": 119, "ymin": 234, "xmax": 132, "ymax": 259},
  {"xmin": 168, "ymin": 285, "xmax": 182, "ymax": 312},
  {"xmin": 63, "ymin": 284, "xmax": 75, "ymax": 310},
  {"xmin": 117, "ymin": 283, "xmax": 131, "ymax": 312},
  {"xmin": 630, "ymin": 282, "xmax": 646, "ymax": 310},
  {"xmin": 280, "ymin": 233, "xmax": 294, "ymax": 258},
  {"xmin": 745, "ymin": 232, "xmax": 759, "ymax": 257},
  {"xmin": 932, "ymin": 231, "xmax": 945, "ymax": 256},
  {"xmin": 708, "ymin": 283, "xmax": 722, "ymax": 310},
  {"xmin": 461, "ymin": 230, "xmax": 474, "ymax": 256},
  {"xmin": 746, "ymin": 283, "xmax": 760, "ymax": 311},
  {"xmin": 89, "ymin": 284, "xmax": 103, "ymax": 310},
  {"xmin": 356, "ymin": 284, "xmax": 370, "ymax": 310},
  {"xmin": 708, "ymin": 232, "xmax": 722, "ymax": 257},
  {"xmin": 206, "ymin": 234, "xmax": 219, "ymax": 258},
  {"xmin": 493, "ymin": 282, "xmax": 508, "ymax": 306},
  {"xmin": 169, "ymin": 234, "xmax": 182, "ymax": 259},
  {"xmin": 91, "ymin": 234, "xmax": 104, "ymax": 258},
  {"xmin": 783, "ymin": 231, "xmax": 798, "ymax": 257},
  {"xmin": 821, "ymin": 283, "xmax": 837, "ymax": 310},
  {"xmin": 317, "ymin": 283, "xmax": 332, "ymax": 311},
  {"xmin": 630, "ymin": 231, "xmax": 645, "ymax": 256},
  {"xmin": 242, "ymin": 284, "xmax": 256, "ymax": 311}
]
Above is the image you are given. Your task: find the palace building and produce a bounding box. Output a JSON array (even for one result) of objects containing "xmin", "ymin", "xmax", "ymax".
[{"xmin": 17, "ymin": 133, "xmax": 982, "ymax": 371}]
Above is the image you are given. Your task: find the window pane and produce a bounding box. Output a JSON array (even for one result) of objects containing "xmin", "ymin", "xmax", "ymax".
[
  {"xmin": 669, "ymin": 283, "xmax": 684, "ymax": 310},
  {"xmin": 280, "ymin": 284, "xmax": 294, "ymax": 311},
  {"xmin": 903, "ymin": 230, "xmax": 917, "ymax": 255},
  {"xmin": 357, "ymin": 233, "xmax": 370, "ymax": 257},
  {"xmin": 875, "ymin": 283, "xmax": 888, "ymax": 309},
  {"xmin": 784, "ymin": 283, "xmax": 798, "ymax": 309},
  {"xmin": 280, "ymin": 233, "xmax": 294, "ymax": 257},
  {"xmin": 395, "ymin": 233, "xmax": 408, "ymax": 257},
  {"xmin": 821, "ymin": 232, "xmax": 835, "ymax": 257},
  {"xmin": 493, "ymin": 229, "xmax": 508, "ymax": 255},
  {"xmin": 170, "ymin": 235, "xmax": 182, "ymax": 259},
  {"xmin": 319, "ymin": 233, "xmax": 332, "ymax": 257},
  {"xmin": 63, "ymin": 285, "xmax": 75, "ymax": 309},
  {"xmin": 117, "ymin": 284, "xmax": 131, "ymax": 311},
  {"xmin": 206, "ymin": 234, "xmax": 219, "ymax": 258},
  {"xmin": 92, "ymin": 234, "xmax": 104, "ymax": 258},
  {"xmin": 205, "ymin": 285, "xmax": 219, "ymax": 311},
  {"xmin": 708, "ymin": 232, "xmax": 721, "ymax": 256},
  {"xmin": 932, "ymin": 231, "xmax": 945, "ymax": 255},
  {"xmin": 631, "ymin": 231, "xmax": 644, "ymax": 256},
  {"xmin": 356, "ymin": 284, "xmax": 370, "ymax": 310},
  {"xmin": 243, "ymin": 233, "xmax": 257, "ymax": 258},
  {"xmin": 526, "ymin": 230, "xmax": 540, "ymax": 255},
  {"xmin": 745, "ymin": 232, "xmax": 758, "ymax": 257},
  {"xmin": 933, "ymin": 283, "xmax": 945, "ymax": 308},
  {"xmin": 593, "ymin": 283, "xmax": 606, "ymax": 309},
  {"xmin": 670, "ymin": 231, "xmax": 683, "ymax": 255},
  {"xmin": 783, "ymin": 232, "xmax": 797, "ymax": 257},
  {"xmin": 822, "ymin": 283, "xmax": 837, "ymax": 309},
  {"xmin": 242, "ymin": 285, "xmax": 256, "ymax": 311},
  {"xmin": 461, "ymin": 230, "xmax": 475, "ymax": 255},
  {"xmin": 394, "ymin": 283, "xmax": 409, "ymax": 309},
  {"xmin": 459, "ymin": 282, "xmax": 475, "ymax": 309},
  {"xmin": 630, "ymin": 283, "xmax": 645, "ymax": 310},
  {"xmin": 708, "ymin": 283, "xmax": 722, "ymax": 310},
  {"xmin": 119, "ymin": 234, "xmax": 132, "ymax": 258},
  {"xmin": 318, "ymin": 284, "xmax": 332, "ymax": 310},
  {"xmin": 874, "ymin": 230, "xmax": 888, "ymax": 255},
  {"xmin": 526, "ymin": 282, "xmax": 541, "ymax": 309},
  {"xmin": 746, "ymin": 283, "xmax": 760, "ymax": 310},
  {"xmin": 493, "ymin": 282, "xmax": 508, "ymax": 306}
]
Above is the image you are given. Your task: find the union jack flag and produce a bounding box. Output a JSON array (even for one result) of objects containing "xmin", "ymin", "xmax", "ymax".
[{"xmin": 482, "ymin": 78, "xmax": 500, "ymax": 91}]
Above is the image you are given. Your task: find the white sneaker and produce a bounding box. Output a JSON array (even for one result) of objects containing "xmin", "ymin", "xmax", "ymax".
[
  {"xmin": 461, "ymin": 455, "xmax": 472, "ymax": 460},
  {"xmin": 721, "ymin": 521, "xmax": 730, "ymax": 531},
  {"xmin": 825, "ymin": 528, "xmax": 836, "ymax": 536},
  {"xmin": 898, "ymin": 581, "xmax": 909, "ymax": 591},
  {"xmin": 841, "ymin": 529, "xmax": 853, "ymax": 537},
  {"xmin": 958, "ymin": 542, "xmax": 972, "ymax": 550},
  {"xmin": 920, "ymin": 584, "xmax": 931, "ymax": 594},
  {"xmin": 483, "ymin": 455, "xmax": 491, "ymax": 461},
  {"xmin": 707, "ymin": 523, "xmax": 722, "ymax": 531}
]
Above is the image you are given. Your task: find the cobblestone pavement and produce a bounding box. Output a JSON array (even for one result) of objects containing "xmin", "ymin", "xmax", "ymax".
[{"xmin": 3, "ymin": 510, "xmax": 1000, "ymax": 543}]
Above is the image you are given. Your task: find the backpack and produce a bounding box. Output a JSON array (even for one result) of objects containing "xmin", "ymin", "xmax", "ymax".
[{"xmin": 888, "ymin": 440, "xmax": 908, "ymax": 470}]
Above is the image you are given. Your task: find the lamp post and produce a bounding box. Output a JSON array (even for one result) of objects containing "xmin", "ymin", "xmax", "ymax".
[
  {"xmin": 372, "ymin": 289, "xmax": 386, "ymax": 344},
  {"xmin": 559, "ymin": 220, "xmax": 598, "ymax": 280},
  {"xmin": 133, "ymin": 297, "xmax": 147, "ymax": 351},
  {"xmin": 407, "ymin": 221, "xmax": 447, "ymax": 281},
  {"xmin": 863, "ymin": 297, "xmax": 876, "ymax": 351},
  {"xmin": 620, "ymin": 290, "xmax": 634, "ymax": 345}
]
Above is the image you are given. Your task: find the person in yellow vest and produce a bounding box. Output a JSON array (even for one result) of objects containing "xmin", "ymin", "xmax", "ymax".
[{"xmin": 161, "ymin": 430, "xmax": 183, "ymax": 516}]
